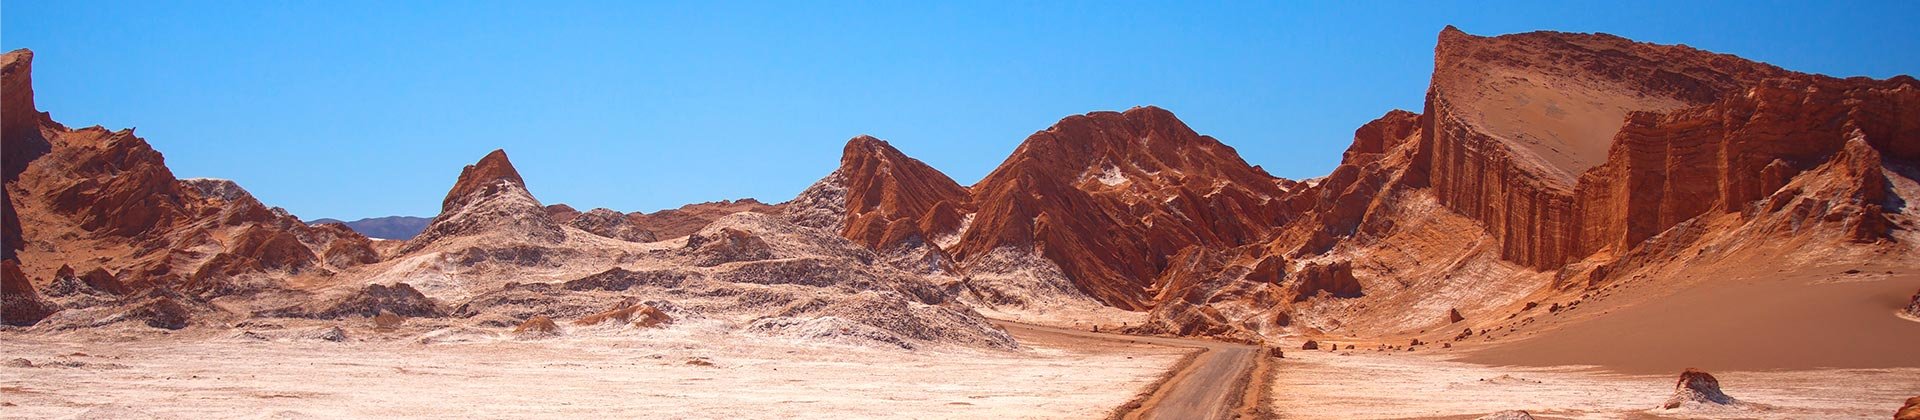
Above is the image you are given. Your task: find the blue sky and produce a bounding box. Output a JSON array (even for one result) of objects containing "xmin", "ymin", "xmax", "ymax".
[{"xmin": 4, "ymin": 1, "xmax": 1916, "ymax": 220}]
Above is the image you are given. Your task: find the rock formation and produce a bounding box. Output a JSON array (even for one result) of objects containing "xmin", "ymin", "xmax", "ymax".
[
  {"xmin": 402, "ymin": 150, "xmax": 565, "ymax": 253},
  {"xmin": 1, "ymin": 260, "xmax": 57, "ymax": 326},
  {"xmin": 1662, "ymin": 369, "xmax": 1738, "ymax": 409},
  {"xmin": 625, "ymin": 198, "xmax": 780, "ymax": 239},
  {"xmin": 1897, "ymin": 396, "xmax": 1920, "ymax": 420},
  {"xmin": 1, "ymin": 49, "xmax": 378, "ymax": 311}
]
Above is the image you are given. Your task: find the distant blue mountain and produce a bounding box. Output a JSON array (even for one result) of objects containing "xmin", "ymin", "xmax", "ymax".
[{"xmin": 306, "ymin": 215, "xmax": 433, "ymax": 240}]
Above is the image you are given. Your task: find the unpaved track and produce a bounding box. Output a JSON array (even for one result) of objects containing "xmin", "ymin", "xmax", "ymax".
[{"xmin": 993, "ymin": 320, "xmax": 1265, "ymax": 420}]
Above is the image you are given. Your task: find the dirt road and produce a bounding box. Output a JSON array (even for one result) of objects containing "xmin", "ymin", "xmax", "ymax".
[{"xmin": 993, "ymin": 321, "xmax": 1269, "ymax": 420}]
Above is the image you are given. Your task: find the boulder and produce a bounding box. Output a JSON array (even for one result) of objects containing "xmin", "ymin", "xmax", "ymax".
[
  {"xmin": 1896, "ymin": 396, "xmax": 1920, "ymax": 420},
  {"xmin": 1661, "ymin": 369, "xmax": 1737, "ymax": 409},
  {"xmin": 1301, "ymin": 340, "xmax": 1320, "ymax": 350}
]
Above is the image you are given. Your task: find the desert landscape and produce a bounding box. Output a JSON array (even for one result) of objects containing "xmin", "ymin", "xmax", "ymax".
[{"xmin": 4, "ymin": 19, "xmax": 1919, "ymax": 420}]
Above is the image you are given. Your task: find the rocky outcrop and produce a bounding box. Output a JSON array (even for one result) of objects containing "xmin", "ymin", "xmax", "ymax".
[
  {"xmin": 401, "ymin": 149, "xmax": 565, "ymax": 253},
  {"xmin": 1897, "ymin": 396, "xmax": 1920, "ymax": 420},
  {"xmin": 1419, "ymin": 27, "xmax": 1792, "ymax": 269},
  {"xmin": 626, "ymin": 198, "xmax": 779, "ymax": 239},
  {"xmin": 951, "ymin": 107, "xmax": 1291, "ymax": 309},
  {"xmin": 1291, "ymin": 261, "xmax": 1363, "ymax": 301},
  {"xmin": 1661, "ymin": 369, "xmax": 1738, "ymax": 409},
  {"xmin": 1578, "ymin": 76, "xmax": 1916, "ymax": 254},
  {"xmin": 2, "ymin": 260, "xmax": 58, "ymax": 326},
  {"xmin": 573, "ymin": 301, "xmax": 672, "ymax": 328},
  {"xmin": 835, "ymin": 135, "xmax": 975, "ymax": 251},
  {"xmin": 560, "ymin": 208, "xmax": 658, "ymax": 242},
  {"xmin": 43, "ymin": 265, "xmax": 130, "ymax": 297},
  {"xmin": 512, "ymin": 315, "xmax": 560, "ymax": 336},
  {"xmin": 258, "ymin": 283, "xmax": 443, "ymax": 319},
  {"xmin": 1, "ymin": 49, "xmax": 377, "ymax": 295}
]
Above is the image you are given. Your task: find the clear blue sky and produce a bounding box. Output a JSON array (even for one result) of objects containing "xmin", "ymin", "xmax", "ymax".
[{"xmin": 5, "ymin": 1, "xmax": 1916, "ymax": 221}]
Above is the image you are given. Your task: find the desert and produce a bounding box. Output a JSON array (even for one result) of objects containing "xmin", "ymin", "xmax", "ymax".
[{"xmin": 4, "ymin": 5, "xmax": 1919, "ymax": 419}]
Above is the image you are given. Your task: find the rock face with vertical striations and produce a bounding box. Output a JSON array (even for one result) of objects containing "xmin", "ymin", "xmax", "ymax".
[{"xmin": 1418, "ymin": 27, "xmax": 1791, "ymax": 269}]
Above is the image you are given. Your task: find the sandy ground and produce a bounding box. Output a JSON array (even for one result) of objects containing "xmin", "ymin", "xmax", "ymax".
[
  {"xmin": 0, "ymin": 322, "xmax": 1183, "ymax": 419},
  {"xmin": 1458, "ymin": 250, "xmax": 1920, "ymax": 374},
  {"xmin": 1271, "ymin": 348, "xmax": 1920, "ymax": 419},
  {"xmin": 994, "ymin": 321, "xmax": 1265, "ymax": 420}
]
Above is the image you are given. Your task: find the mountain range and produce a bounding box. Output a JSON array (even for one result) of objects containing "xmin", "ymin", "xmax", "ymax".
[{"xmin": 4, "ymin": 27, "xmax": 1916, "ymax": 372}]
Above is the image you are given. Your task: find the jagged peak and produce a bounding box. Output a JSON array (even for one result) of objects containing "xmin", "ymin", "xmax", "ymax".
[
  {"xmin": 840, "ymin": 134, "xmax": 908, "ymax": 165},
  {"xmin": 440, "ymin": 149, "xmax": 526, "ymax": 212}
]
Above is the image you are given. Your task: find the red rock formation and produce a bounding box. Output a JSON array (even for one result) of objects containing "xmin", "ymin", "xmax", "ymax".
[
  {"xmin": 441, "ymin": 149, "xmax": 525, "ymax": 212},
  {"xmin": 1419, "ymin": 27, "xmax": 1790, "ymax": 269},
  {"xmin": 402, "ymin": 149, "xmax": 565, "ymax": 253},
  {"xmin": 1898, "ymin": 396, "xmax": 1920, "ymax": 420},
  {"xmin": 1290, "ymin": 260, "xmax": 1363, "ymax": 301},
  {"xmin": 1577, "ymin": 76, "xmax": 1916, "ymax": 252},
  {"xmin": 950, "ymin": 107, "xmax": 1291, "ymax": 309},
  {"xmin": 836, "ymin": 135, "xmax": 975, "ymax": 251},
  {"xmin": 626, "ymin": 199, "xmax": 780, "ymax": 239},
  {"xmin": 0, "ymin": 49, "xmax": 378, "ymax": 296},
  {"xmin": 543, "ymin": 204, "xmax": 581, "ymax": 223},
  {"xmin": 1662, "ymin": 369, "xmax": 1737, "ymax": 408}
]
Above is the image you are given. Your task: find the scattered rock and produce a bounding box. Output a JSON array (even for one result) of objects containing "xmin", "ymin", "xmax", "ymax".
[
  {"xmin": 1662, "ymin": 368, "xmax": 1737, "ymax": 409},
  {"xmin": 1301, "ymin": 340, "xmax": 1319, "ymax": 350},
  {"xmin": 308, "ymin": 326, "xmax": 347, "ymax": 342},
  {"xmin": 1448, "ymin": 308, "xmax": 1465, "ymax": 323},
  {"xmin": 1266, "ymin": 346, "xmax": 1285, "ymax": 359},
  {"xmin": 685, "ymin": 358, "xmax": 715, "ymax": 367}
]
